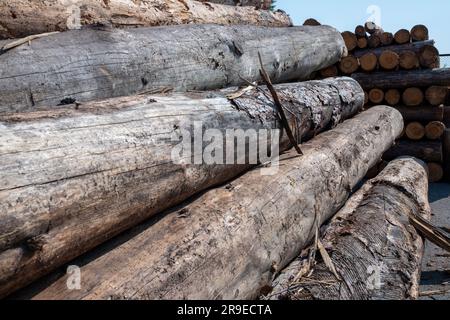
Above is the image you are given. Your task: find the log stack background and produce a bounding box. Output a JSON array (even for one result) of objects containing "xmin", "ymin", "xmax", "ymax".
[{"xmin": 317, "ymin": 22, "xmax": 450, "ymax": 182}]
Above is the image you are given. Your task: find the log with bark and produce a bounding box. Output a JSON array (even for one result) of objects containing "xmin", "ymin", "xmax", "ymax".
[
  {"xmin": 425, "ymin": 86, "xmax": 448, "ymax": 106},
  {"xmin": 0, "ymin": 24, "xmax": 346, "ymax": 113},
  {"xmin": 411, "ymin": 25, "xmax": 429, "ymax": 42},
  {"xmin": 393, "ymin": 105, "xmax": 444, "ymax": 122},
  {"xmin": 428, "ymin": 163, "xmax": 444, "ymax": 183},
  {"xmin": 0, "ymin": 78, "xmax": 365, "ymax": 298},
  {"xmin": 339, "ymin": 56, "xmax": 360, "ymax": 75},
  {"xmin": 385, "ymin": 89, "xmax": 401, "ymax": 106},
  {"xmin": 394, "ymin": 29, "xmax": 411, "ymax": 44},
  {"xmin": 267, "ymin": 157, "xmax": 431, "ymax": 300},
  {"xmin": 24, "ymin": 106, "xmax": 404, "ymax": 300},
  {"xmin": 379, "ymin": 50, "xmax": 399, "ymax": 70},
  {"xmin": 359, "ymin": 53, "xmax": 378, "ymax": 72},
  {"xmin": 405, "ymin": 122, "xmax": 426, "ymax": 140},
  {"xmin": 425, "ymin": 121, "xmax": 446, "ymax": 140},
  {"xmin": 342, "ymin": 31, "xmax": 358, "ymax": 52},
  {"xmin": 352, "ymin": 40, "xmax": 435, "ymax": 59},
  {"xmin": 0, "ymin": 0, "xmax": 290, "ymax": 39},
  {"xmin": 384, "ymin": 140, "xmax": 443, "ymax": 163},
  {"xmin": 403, "ymin": 88, "xmax": 424, "ymax": 107},
  {"xmin": 444, "ymin": 129, "xmax": 450, "ymax": 181},
  {"xmin": 352, "ymin": 68, "xmax": 450, "ymax": 90},
  {"xmin": 369, "ymin": 89, "xmax": 384, "ymax": 104}
]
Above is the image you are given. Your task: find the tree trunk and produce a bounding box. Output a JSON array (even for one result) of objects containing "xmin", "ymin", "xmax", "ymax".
[
  {"xmin": 384, "ymin": 140, "xmax": 443, "ymax": 163},
  {"xmin": 352, "ymin": 40, "xmax": 435, "ymax": 58},
  {"xmin": 425, "ymin": 86, "xmax": 448, "ymax": 106},
  {"xmin": 267, "ymin": 157, "xmax": 430, "ymax": 300},
  {"xmin": 425, "ymin": 121, "xmax": 446, "ymax": 140},
  {"xmin": 352, "ymin": 68, "xmax": 450, "ymax": 90},
  {"xmin": 202, "ymin": 0, "xmax": 272, "ymax": 9},
  {"xmin": 379, "ymin": 50, "xmax": 399, "ymax": 70},
  {"xmin": 359, "ymin": 53, "xmax": 377, "ymax": 72},
  {"xmin": 403, "ymin": 88, "xmax": 424, "ymax": 107},
  {"xmin": 394, "ymin": 29, "xmax": 411, "ymax": 44},
  {"xmin": 405, "ymin": 122, "xmax": 426, "ymax": 140},
  {"xmin": 368, "ymin": 89, "xmax": 384, "ymax": 104},
  {"xmin": 0, "ymin": 24, "xmax": 345, "ymax": 114},
  {"xmin": 393, "ymin": 105, "xmax": 444, "ymax": 122},
  {"xmin": 342, "ymin": 31, "xmax": 358, "ymax": 52},
  {"xmin": 0, "ymin": 78, "xmax": 365, "ymax": 298},
  {"xmin": 0, "ymin": 0, "xmax": 288, "ymax": 39},
  {"xmin": 339, "ymin": 56, "xmax": 360, "ymax": 74},
  {"xmin": 411, "ymin": 25, "xmax": 429, "ymax": 42},
  {"xmin": 25, "ymin": 106, "xmax": 404, "ymax": 300},
  {"xmin": 385, "ymin": 89, "xmax": 401, "ymax": 106},
  {"xmin": 428, "ymin": 163, "xmax": 444, "ymax": 182}
]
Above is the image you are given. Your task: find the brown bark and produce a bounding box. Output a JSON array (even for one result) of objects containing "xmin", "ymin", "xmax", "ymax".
[
  {"xmin": 399, "ymin": 51, "xmax": 420, "ymax": 70},
  {"xmin": 339, "ymin": 56, "xmax": 360, "ymax": 74},
  {"xmin": 268, "ymin": 157, "xmax": 430, "ymax": 300},
  {"xmin": 352, "ymin": 68, "xmax": 450, "ymax": 90},
  {"xmin": 393, "ymin": 105, "xmax": 444, "ymax": 122},
  {"xmin": 369, "ymin": 89, "xmax": 385, "ymax": 104},
  {"xmin": 0, "ymin": 24, "xmax": 346, "ymax": 114},
  {"xmin": 384, "ymin": 140, "xmax": 443, "ymax": 163},
  {"xmin": 425, "ymin": 86, "xmax": 448, "ymax": 106},
  {"xmin": 379, "ymin": 50, "xmax": 399, "ymax": 70},
  {"xmin": 411, "ymin": 25, "xmax": 429, "ymax": 42},
  {"xmin": 403, "ymin": 88, "xmax": 424, "ymax": 107},
  {"xmin": 385, "ymin": 89, "xmax": 401, "ymax": 106},
  {"xmin": 406, "ymin": 122, "xmax": 426, "ymax": 140},
  {"xmin": 360, "ymin": 53, "xmax": 378, "ymax": 72},
  {"xmin": 352, "ymin": 40, "xmax": 435, "ymax": 59},
  {"xmin": 394, "ymin": 29, "xmax": 411, "ymax": 44},
  {"xmin": 342, "ymin": 31, "xmax": 358, "ymax": 52},
  {"xmin": 21, "ymin": 106, "xmax": 404, "ymax": 300},
  {"xmin": 0, "ymin": 0, "xmax": 290, "ymax": 39},
  {"xmin": 0, "ymin": 78, "xmax": 365, "ymax": 298},
  {"xmin": 428, "ymin": 163, "xmax": 444, "ymax": 182},
  {"xmin": 425, "ymin": 121, "xmax": 446, "ymax": 140}
]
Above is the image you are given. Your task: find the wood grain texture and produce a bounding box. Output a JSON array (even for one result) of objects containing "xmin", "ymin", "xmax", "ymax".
[
  {"xmin": 0, "ymin": 24, "xmax": 346, "ymax": 113},
  {"xmin": 27, "ymin": 106, "xmax": 403, "ymax": 300},
  {"xmin": 0, "ymin": 0, "xmax": 289, "ymax": 39},
  {"xmin": 268, "ymin": 157, "xmax": 430, "ymax": 300},
  {"xmin": 0, "ymin": 78, "xmax": 364, "ymax": 298}
]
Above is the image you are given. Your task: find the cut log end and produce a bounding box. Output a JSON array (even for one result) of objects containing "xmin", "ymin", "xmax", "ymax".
[
  {"xmin": 360, "ymin": 53, "xmax": 378, "ymax": 72},
  {"xmin": 406, "ymin": 122, "xmax": 426, "ymax": 140},
  {"xmin": 425, "ymin": 86, "xmax": 448, "ymax": 106},
  {"xmin": 385, "ymin": 89, "xmax": 401, "ymax": 106},
  {"xmin": 411, "ymin": 24, "xmax": 429, "ymax": 42},
  {"xmin": 399, "ymin": 51, "xmax": 420, "ymax": 70},
  {"xmin": 403, "ymin": 87, "xmax": 424, "ymax": 106},
  {"xmin": 355, "ymin": 25, "xmax": 367, "ymax": 38},
  {"xmin": 428, "ymin": 162, "xmax": 444, "ymax": 182},
  {"xmin": 357, "ymin": 37, "xmax": 368, "ymax": 49},
  {"xmin": 394, "ymin": 29, "xmax": 411, "ymax": 44},
  {"xmin": 369, "ymin": 88, "xmax": 385, "ymax": 104},
  {"xmin": 379, "ymin": 50, "xmax": 400, "ymax": 70},
  {"xmin": 425, "ymin": 121, "xmax": 446, "ymax": 140},
  {"xmin": 339, "ymin": 56, "xmax": 360, "ymax": 74},
  {"xmin": 342, "ymin": 31, "xmax": 358, "ymax": 52},
  {"xmin": 380, "ymin": 32, "xmax": 394, "ymax": 46},
  {"xmin": 368, "ymin": 34, "xmax": 381, "ymax": 48},
  {"xmin": 420, "ymin": 45, "xmax": 440, "ymax": 69},
  {"xmin": 319, "ymin": 65, "xmax": 339, "ymax": 78},
  {"xmin": 303, "ymin": 18, "xmax": 321, "ymax": 26}
]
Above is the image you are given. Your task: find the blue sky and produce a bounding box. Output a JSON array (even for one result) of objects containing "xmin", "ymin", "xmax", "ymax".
[{"xmin": 276, "ymin": 0, "xmax": 450, "ymax": 53}]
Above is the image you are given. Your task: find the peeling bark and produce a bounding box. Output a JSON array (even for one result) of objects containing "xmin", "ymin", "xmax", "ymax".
[
  {"xmin": 268, "ymin": 157, "xmax": 431, "ymax": 300},
  {"xmin": 25, "ymin": 106, "xmax": 403, "ymax": 300},
  {"xmin": 0, "ymin": 24, "xmax": 346, "ymax": 113}
]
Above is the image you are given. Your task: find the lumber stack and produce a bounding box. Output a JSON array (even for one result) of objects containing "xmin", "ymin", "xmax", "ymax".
[
  {"xmin": 0, "ymin": 4, "xmax": 434, "ymax": 302},
  {"xmin": 332, "ymin": 22, "xmax": 449, "ymax": 182}
]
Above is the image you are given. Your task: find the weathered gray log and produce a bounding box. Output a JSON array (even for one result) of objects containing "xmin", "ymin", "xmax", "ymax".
[
  {"xmin": 0, "ymin": 24, "xmax": 346, "ymax": 114},
  {"xmin": 27, "ymin": 106, "xmax": 403, "ymax": 300},
  {"xmin": 0, "ymin": 0, "xmax": 289, "ymax": 39},
  {"xmin": 384, "ymin": 140, "xmax": 443, "ymax": 163},
  {"xmin": 352, "ymin": 68, "xmax": 450, "ymax": 90},
  {"xmin": 268, "ymin": 157, "xmax": 430, "ymax": 300},
  {"xmin": 202, "ymin": 0, "xmax": 272, "ymax": 9},
  {"xmin": 352, "ymin": 40, "xmax": 435, "ymax": 58},
  {"xmin": 393, "ymin": 105, "xmax": 444, "ymax": 122},
  {"xmin": 0, "ymin": 78, "xmax": 364, "ymax": 298}
]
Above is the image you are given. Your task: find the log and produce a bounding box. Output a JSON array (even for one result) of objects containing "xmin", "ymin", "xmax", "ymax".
[
  {"xmin": 380, "ymin": 32, "xmax": 394, "ymax": 46},
  {"xmin": 411, "ymin": 25, "xmax": 429, "ymax": 42},
  {"xmin": 369, "ymin": 88, "xmax": 385, "ymax": 104},
  {"xmin": 405, "ymin": 122, "xmax": 426, "ymax": 140},
  {"xmin": 444, "ymin": 129, "xmax": 450, "ymax": 181},
  {"xmin": 0, "ymin": 24, "xmax": 346, "ymax": 114},
  {"xmin": 0, "ymin": 0, "xmax": 290, "ymax": 39},
  {"xmin": 425, "ymin": 86, "xmax": 448, "ymax": 106},
  {"xmin": 425, "ymin": 121, "xmax": 446, "ymax": 140},
  {"xmin": 339, "ymin": 56, "xmax": 360, "ymax": 75},
  {"xmin": 360, "ymin": 53, "xmax": 378, "ymax": 72},
  {"xmin": 379, "ymin": 50, "xmax": 399, "ymax": 70},
  {"xmin": 319, "ymin": 65, "xmax": 339, "ymax": 78},
  {"xmin": 352, "ymin": 68, "xmax": 450, "ymax": 90},
  {"xmin": 394, "ymin": 29, "xmax": 411, "ymax": 44},
  {"xmin": 268, "ymin": 157, "xmax": 430, "ymax": 300},
  {"xmin": 385, "ymin": 89, "xmax": 401, "ymax": 106},
  {"xmin": 419, "ymin": 45, "xmax": 441, "ymax": 69},
  {"xmin": 399, "ymin": 51, "xmax": 420, "ymax": 70},
  {"xmin": 384, "ymin": 140, "xmax": 443, "ymax": 163},
  {"xmin": 357, "ymin": 37, "xmax": 368, "ymax": 49},
  {"xmin": 393, "ymin": 105, "xmax": 444, "ymax": 122},
  {"xmin": 204, "ymin": 0, "xmax": 272, "ymax": 9},
  {"xmin": 368, "ymin": 34, "xmax": 381, "ymax": 48},
  {"xmin": 0, "ymin": 78, "xmax": 365, "ymax": 298},
  {"xmin": 403, "ymin": 88, "xmax": 424, "ymax": 107},
  {"xmin": 303, "ymin": 18, "xmax": 321, "ymax": 26},
  {"xmin": 342, "ymin": 31, "xmax": 358, "ymax": 52},
  {"xmin": 365, "ymin": 22, "xmax": 383, "ymax": 35},
  {"xmin": 352, "ymin": 40, "xmax": 435, "ymax": 58},
  {"xmin": 428, "ymin": 163, "xmax": 444, "ymax": 182},
  {"xmin": 26, "ymin": 106, "xmax": 404, "ymax": 300},
  {"xmin": 355, "ymin": 25, "xmax": 367, "ymax": 38},
  {"xmin": 445, "ymin": 106, "xmax": 450, "ymax": 127}
]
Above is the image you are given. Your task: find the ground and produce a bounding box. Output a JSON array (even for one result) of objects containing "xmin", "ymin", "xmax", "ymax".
[{"xmin": 419, "ymin": 183, "xmax": 450, "ymax": 300}]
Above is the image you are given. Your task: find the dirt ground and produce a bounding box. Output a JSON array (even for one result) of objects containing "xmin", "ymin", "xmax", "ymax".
[{"xmin": 419, "ymin": 183, "xmax": 450, "ymax": 300}]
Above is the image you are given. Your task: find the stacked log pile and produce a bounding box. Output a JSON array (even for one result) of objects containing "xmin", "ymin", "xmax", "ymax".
[
  {"xmin": 0, "ymin": 3, "xmax": 439, "ymax": 302},
  {"xmin": 326, "ymin": 22, "xmax": 449, "ymax": 182}
]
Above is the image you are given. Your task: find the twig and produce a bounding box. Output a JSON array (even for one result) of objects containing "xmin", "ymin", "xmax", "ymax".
[
  {"xmin": 257, "ymin": 52, "xmax": 303, "ymax": 155},
  {"xmin": 1, "ymin": 32, "xmax": 60, "ymax": 54},
  {"xmin": 410, "ymin": 214, "xmax": 450, "ymax": 253},
  {"xmin": 420, "ymin": 289, "xmax": 450, "ymax": 297}
]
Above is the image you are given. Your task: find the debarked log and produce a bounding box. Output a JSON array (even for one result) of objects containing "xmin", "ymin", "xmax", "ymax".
[
  {"xmin": 27, "ymin": 106, "xmax": 404, "ymax": 300},
  {"xmin": 0, "ymin": 24, "xmax": 346, "ymax": 113},
  {"xmin": 267, "ymin": 157, "xmax": 430, "ymax": 300},
  {"xmin": 0, "ymin": 0, "xmax": 290, "ymax": 39},
  {"xmin": 0, "ymin": 78, "xmax": 364, "ymax": 298}
]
